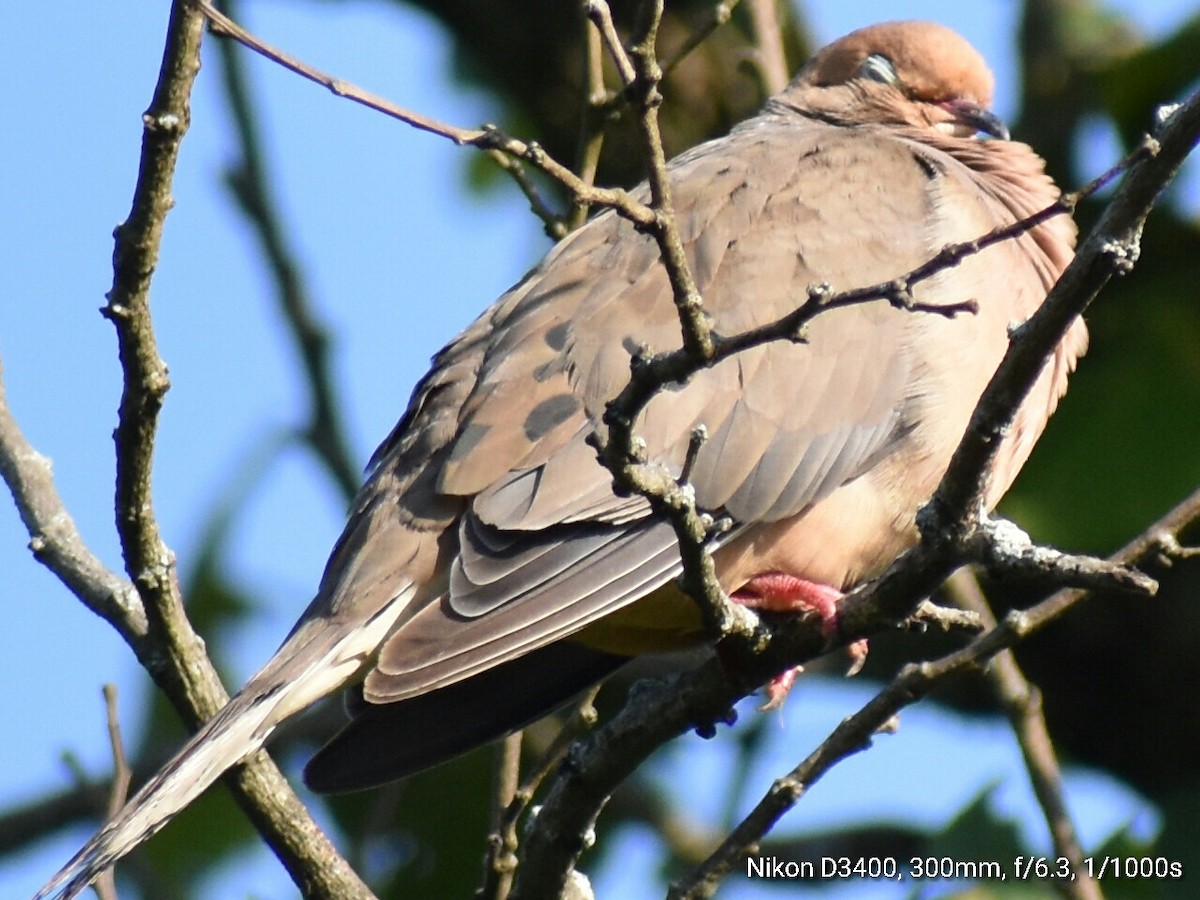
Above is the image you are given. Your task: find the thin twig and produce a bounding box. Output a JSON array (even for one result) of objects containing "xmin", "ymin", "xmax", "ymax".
[
  {"xmin": 488, "ymin": 150, "xmax": 569, "ymax": 239},
  {"xmin": 946, "ymin": 569, "xmax": 1100, "ymax": 900},
  {"xmin": 1152, "ymin": 530, "xmax": 1200, "ymax": 564},
  {"xmin": 668, "ymin": 487, "xmax": 1199, "ymax": 899},
  {"xmin": 200, "ymin": 2, "xmax": 478, "ymax": 143},
  {"xmin": 902, "ymin": 596, "xmax": 984, "ymax": 633},
  {"xmin": 101, "ymin": 687, "xmax": 133, "ymax": 822},
  {"xmin": 584, "ymin": 0, "xmax": 637, "ymax": 86},
  {"xmin": 570, "ymin": 7, "xmax": 610, "ymax": 231},
  {"xmin": 29, "ymin": 1, "xmax": 376, "ymax": 896},
  {"xmin": 94, "ymin": 686, "xmax": 132, "ymax": 900},
  {"xmin": 660, "ymin": 1, "xmax": 743, "ymax": 80},
  {"xmin": 493, "ymin": 689, "xmax": 603, "ymax": 900},
  {"xmin": 479, "ymin": 733, "xmax": 524, "ymax": 900},
  {"xmin": 624, "ymin": 0, "xmax": 713, "ymax": 360},
  {"xmin": 213, "ymin": 0, "xmax": 360, "ymax": 502},
  {"xmin": 742, "ymin": 0, "xmax": 788, "ymax": 95},
  {"xmin": 197, "ymin": 1, "xmax": 659, "ymax": 228},
  {"xmin": 513, "ymin": 86, "xmax": 1200, "ymax": 899},
  {"xmin": 0, "ymin": 365, "xmax": 145, "ymax": 638},
  {"xmin": 503, "ymin": 688, "xmax": 603, "ymax": 844}
]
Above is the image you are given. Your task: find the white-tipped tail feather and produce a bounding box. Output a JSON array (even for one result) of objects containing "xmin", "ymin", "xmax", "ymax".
[
  {"xmin": 36, "ymin": 689, "xmax": 282, "ymax": 900},
  {"xmin": 37, "ymin": 590, "xmax": 411, "ymax": 900}
]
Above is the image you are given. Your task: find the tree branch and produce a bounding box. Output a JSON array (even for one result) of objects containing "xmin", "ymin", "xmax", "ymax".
[
  {"xmin": 105, "ymin": 0, "xmax": 194, "ymax": 649},
  {"xmin": 15, "ymin": 4, "xmax": 1196, "ymax": 896},
  {"xmin": 212, "ymin": 0, "xmax": 361, "ymax": 503},
  {"xmin": 94, "ymin": 686, "xmax": 131, "ymax": 900},
  {"xmin": 669, "ymin": 485, "xmax": 1200, "ymax": 899},
  {"xmin": 567, "ymin": 9, "xmax": 609, "ymax": 232},
  {"xmin": 196, "ymin": 0, "xmax": 660, "ymax": 228},
  {"xmin": 584, "ymin": 0, "xmax": 637, "ymax": 87},
  {"xmin": 742, "ymin": 0, "xmax": 788, "ymax": 95},
  {"xmin": 0, "ymin": 1, "xmax": 374, "ymax": 896},
  {"xmin": 926, "ymin": 107, "xmax": 1199, "ymax": 536},
  {"xmin": 946, "ymin": 568, "xmax": 1100, "ymax": 900},
  {"xmin": 0, "ymin": 365, "xmax": 144, "ymax": 639},
  {"xmin": 479, "ymin": 733, "xmax": 523, "ymax": 900},
  {"xmin": 513, "ymin": 86, "xmax": 1200, "ymax": 898}
]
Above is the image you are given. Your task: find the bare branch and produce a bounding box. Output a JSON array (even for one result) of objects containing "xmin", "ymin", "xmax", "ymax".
[
  {"xmin": 946, "ymin": 569, "xmax": 1100, "ymax": 900},
  {"xmin": 584, "ymin": 1, "xmax": 637, "ymax": 87},
  {"xmin": 199, "ymin": 2, "xmax": 479, "ymax": 144},
  {"xmin": 669, "ymin": 482, "xmax": 1199, "ymax": 898},
  {"xmin": 660, "ymin": 1, "xmax": 742, "ymax": 81},
  {"xmin": 14, "ymin": 1, "xmax": 377, "ymax": 895},
  {"xmin": 0, "ymin": 365, "xmax": 145, "ymax": 639},
  {"xmin": 515, "ymin": 86, "xmax": 1200, "ymax": 897},
  {"xmin": 105, "ymin": 1, "xmax": 193, "ymax": 641},
  {"xmin": 742, "ymin": 0, "xmax": 788, "ymax": 95},
  {"xmin": 972, "ymin": 517, "xmax": 1155, "ymax": 596},
  {"xmin": 902, "ymin": 596, "xmax": 984, "ymax": 633},
  {"xmin": 488, "ymin": 149, "xmax": 570, "ymax": 239},
  {"xmin": 569, "ymin": 8, "xmax": 610, "ymax": 231},
  {"xmin": 624, "ymin": 0, "xmax": 714, "ymax": 360},
  {"xmin": 101, "ymin": 687, "xmax": 133, "ymax": 822},
  {"xmin": 94, "ymin": 686, "xmax": 132, "ymax": 900},
  {"xmin": 479, "ymin": 733, "xmax": 523, "ymax": 900},
  {"xmin": 212, "ymin": 0, "xmax": 360, "ymax": 501},
  {"xmin": 1152, "ymin": 530, "xmax": 1200, "ymax": 564},
  {"xmin": 197, "ymin": 1, "xmax": 659, "ymax": 228}
]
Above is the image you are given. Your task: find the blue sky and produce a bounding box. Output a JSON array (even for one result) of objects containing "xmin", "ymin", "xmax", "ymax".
[{"xmin": 1, "ymin": 1, "xmax": 1194, "ymax": 897}]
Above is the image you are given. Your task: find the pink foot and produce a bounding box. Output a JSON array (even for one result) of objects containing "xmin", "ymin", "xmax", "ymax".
[
  {"xmin": 731, "ymin": 572, "xmax": 869, "ymax": 708},
  {"xmin": 760, "ymin": 664, "xmax": 799, "ymax": 711}
]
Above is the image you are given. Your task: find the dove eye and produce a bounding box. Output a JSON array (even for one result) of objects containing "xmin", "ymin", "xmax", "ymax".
[{"xmin": 858, "ymin": 53, "xmax": 899, "ymax": 85}]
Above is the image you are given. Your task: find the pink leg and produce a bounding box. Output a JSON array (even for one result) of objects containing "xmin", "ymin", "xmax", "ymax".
[{"xmin": 731, "ymin": 572, "xmax": 869, "ymax": 709}]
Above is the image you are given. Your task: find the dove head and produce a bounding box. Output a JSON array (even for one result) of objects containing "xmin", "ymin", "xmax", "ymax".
[{"xmin": 780, "ymin": 21, "xmax": 1008, "ymax": 140}]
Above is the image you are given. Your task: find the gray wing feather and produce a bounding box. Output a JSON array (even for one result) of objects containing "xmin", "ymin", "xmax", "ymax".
[
  {"xmin": 362, "ymin": 123, "xmax": 963, "ymax": 699},
  {"xmin": 369, "ymin": 520, "xmax": 687, "ymax": 697}
]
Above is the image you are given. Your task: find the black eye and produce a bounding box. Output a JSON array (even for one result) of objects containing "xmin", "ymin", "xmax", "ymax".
[{"xmin": 858, "ymin": 53, "xmax": 899, "ymax": 85}]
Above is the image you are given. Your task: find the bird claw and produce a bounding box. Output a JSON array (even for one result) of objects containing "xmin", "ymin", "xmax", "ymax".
[
  {"xmin": 845, "ymin": 638, "xmax": 870, "ymax": 677},
  {"xmin": 759, "ymin": 665, "xmax": 801, "ymax": 711},
  {"xmin": 732, "ymin": 572, "xmax": 870, "ymax": 707}
]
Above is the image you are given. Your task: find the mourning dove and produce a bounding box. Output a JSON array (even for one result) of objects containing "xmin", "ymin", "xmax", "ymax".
[{"xmin": 40, "ymin": 20, "xmax": 1086, "ymax": 898}]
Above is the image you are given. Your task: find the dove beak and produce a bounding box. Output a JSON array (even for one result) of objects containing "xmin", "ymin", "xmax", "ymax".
[{"xmin": 938, "ymin": 99, "xmax": 1010, "ymax": 141}]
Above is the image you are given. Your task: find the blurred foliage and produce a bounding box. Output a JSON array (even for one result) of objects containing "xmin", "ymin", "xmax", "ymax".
[
  {"xmin": 21, "ymin": 1, "xmax": 1200, "ymax": 898},
  {"xmin": 322, "ymin": 748, "xmax": 496, "ymax": 897}
]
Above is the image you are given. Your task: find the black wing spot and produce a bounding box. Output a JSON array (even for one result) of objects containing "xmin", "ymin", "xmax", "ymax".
[
  {"xmin": 447, "ymin": 422, "xmax": 490, "ymax": 465},
  {"xmin": 523, "ymin": 394, "xmax": 581, "ymax": 442},
  {"xmin": 544, "ymin": 321, "xmax": 571, "ymax": 351},
  {"xmin": 532, "ymin": 359, "xmax": 564, "ymax": 383}
]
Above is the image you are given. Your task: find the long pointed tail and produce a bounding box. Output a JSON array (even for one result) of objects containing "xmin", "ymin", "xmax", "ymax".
[
  {"xmin": 35, "ymin": 586, "xmax": 411, "ymax": 900},
  {"xmin": 35, "ymin": 684, "xmax": 286, "ymax": 899}
]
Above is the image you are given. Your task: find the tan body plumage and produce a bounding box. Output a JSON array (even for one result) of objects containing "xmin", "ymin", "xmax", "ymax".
[{"xmin": 40, "ymin": 21, "xmax": 1085, "ymax": 898}]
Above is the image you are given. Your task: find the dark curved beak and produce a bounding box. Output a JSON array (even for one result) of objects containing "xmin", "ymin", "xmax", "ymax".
[{"xmin": 942, "ymin": 99, "xmax": 1010, "ymax": 141}]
